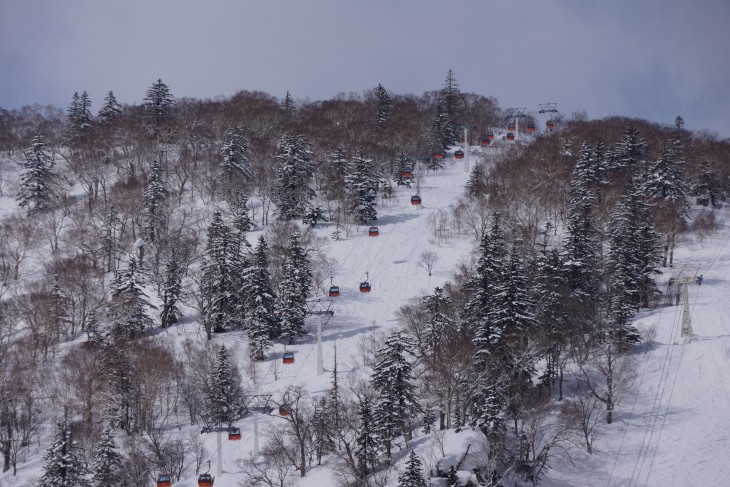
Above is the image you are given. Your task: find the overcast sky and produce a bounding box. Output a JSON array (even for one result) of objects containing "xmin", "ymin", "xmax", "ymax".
[{"xmin": 1, "ymin": 0, "xmax": 728, "ymax": 138}]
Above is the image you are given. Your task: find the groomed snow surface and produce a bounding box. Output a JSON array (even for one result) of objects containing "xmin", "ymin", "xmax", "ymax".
[{"xmin": 2, "ymin": 142, "xmax": 729, "ymax": 487}]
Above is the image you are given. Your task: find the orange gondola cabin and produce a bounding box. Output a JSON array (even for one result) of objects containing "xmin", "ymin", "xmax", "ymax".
[
  {"xmin": 283, "ymin": 352, "xmax": 295, "ymax": 364},
  {"xmin": 157, "ymin": 474, "xmax": 172, "ymax": 487},
  {"xmin": 198, "ymin": 473, "xmax": 213, "ymax": 487},
  {"xmin": 368, "ymin": 226, "xmax": 379, "ymax": 237},
  {"xmin": 228, "ymin": 427, "xmax": 241, "ymax": 440},
  {"xmin": 506, "ymin": 132, "xmax": 515, "ymax": 141},
  {"xmin": 454, "ymin": 149, "xmax": 464, "ymax": 159}
]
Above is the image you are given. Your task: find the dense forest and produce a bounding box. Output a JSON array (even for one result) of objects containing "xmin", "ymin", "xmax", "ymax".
[{"xmin": 0, "ymin": 72, "xmax": 729, "ymax": 486}]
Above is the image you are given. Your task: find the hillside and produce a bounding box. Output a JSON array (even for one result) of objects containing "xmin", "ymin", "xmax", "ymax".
[{"xmin": 1, "ymin": 83, "xmax": 730, "ymax": 487}]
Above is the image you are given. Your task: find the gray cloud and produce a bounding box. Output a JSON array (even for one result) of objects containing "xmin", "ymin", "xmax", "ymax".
[{"xmin": 1, "ymin": 0, "xmax": 728, "ymax": 137}]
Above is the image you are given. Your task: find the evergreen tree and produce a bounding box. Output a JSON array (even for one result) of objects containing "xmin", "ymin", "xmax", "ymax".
[
  {"xmin": 562, "ymin": 156, "xmax": 599, "ymax": 297},
  {"xmin": 67, "ymin": 92, "xmax": 79, "ymax": 129},
  {"xmin": 48, "ymin": 274, "xmax": 71, "ymax": 344},
  {"xmin": 465, "ymin": 161, "xmax": 487, "ymax": 196},
  {"xmin": 143, "ymin": 78, "xmax": 175, "ymax": 132},
  {"xmin": 397, "ymin": 450, "xmax": 427, "ymax": 487},
  {"xmin": 312, "ymin": 396, "xmax": 336, "ymax": 464},
  {"xmin": 77, "ymin": 91, "xmax": 93, "ymax": 133},
  {"xmin": 371, "ymin": 331, "xmax": 419, "ymax": 458},
  {"xmin": 421, "ymin": 287, "xmax": 452, "ymax": 358},
  {"xmin": 491, "ymin": 246, "xmax": 536, "ymax": 351},
  {"xmin": 159, "ymin": 247, "xmax": 184, "ymax": 328},
  {"xmin": 393, "ymin": 152, "xmax": 413, "ymax": 188},
  {"xmin": 201, "ymin": 212, "xmax": 243, "ymax": 336},
  {"xmin": 644, "ymin": 144, "xmax": 688, "ymax": 267},
  {"xmin": 143, "ymin": 158, "xmax": 168, "ymax": 243},
  {"xmin": 107, "ymin": 257, "xmax": 156, "ymax": 340},
  {"xmin": 607, "ymin": 177, "xmax": 661, "ymax": 345},
  {"xmin": 101, "ymin": 336, "xmax": 138, "ymax": 430},
  {"xmin": 17, "ymin": 135, "xmax": 57, "ymax": 213},
  {"xmin": 645, "ymin": 144, "xmax": 687, "ymax": 204},
  {"xmin": 669, "ymin": 115, "xmax": 691, "ymax": 166},
  {"xmin": 438, "ymin": 69, "xmax": 463, "ymax": 146},
  {"xmin": 345, "ymin": 149, "xmax": 378, "ymax": 225},
  {"xmin": 613, "ymin": 125, "xmax": 647, "ymax": 173},
  {"xmin": 328, "ymin": 346, "xmax": 342, "ymax": 447},
  {"xmin": 373, "ymin": 83, "xmax": 393, "ymax": 128},
  {"xmin": 97, "ymin": 91, "xmax": 121, "ymax": 123},
  {"xmin": 531, "ymin": 233, "xmax": 570, "ymax": 394},
  {"xmin": 692, "ymin": 159, "xmax": 723, "ymax": 207},
  {"xmin": 354, "ymin": 396, "xmax": 379, "ymax": 478},
  {"xmin": 476, "ymin": 381, "xmax": 506, "ymax": 437},
  {"xmin": 275, "ymin": 233, "xmax": 311, "ymax": 344},
  {"xmin": 220, "ymin": 124, "xmax": 253, "ymax": 182},
  {"xmin": 230, "ymin": 191, "xmax": 254, "ymax": 243},
  {"xmin": 466, "ymin": 214, "xmax": 508, "ymax": 363},
  {"xmin": 447, "ymin": 465, "xmax": 459, "ymax": 487},
  {"xmin": 92, "ymin": 426, "xmax": 122, "ymax": 487},
  {"xmin": 323, "ymin": 146, "xmax": 348, "ymax": 201},
  {"xmin": 207, "ymin": 344, "xmax": 243, "ymax": 427},
  {"xmin": 66, "ymin": 90, "xmax": 93, "ymax": 144},
  {"xmin": 283, "ymin": 90, "xmax": 296, "ymax": 127},
  {"xmin": 246, "ymin": 236, "xmax": 276, "ymax": 361},
  {"xmin": 272, "ymin": 133, "xmax": 316, "ymax": 220},
  {"xmin": 302, "ymin": 205, "xmax": 327, "ymax": 227},
  {"xmin": 39, "ymin": 421, "xmax": 90, "ymax": 487}
]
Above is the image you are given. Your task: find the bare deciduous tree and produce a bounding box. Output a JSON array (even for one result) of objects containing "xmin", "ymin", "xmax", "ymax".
[{"xmin": 417, "ymin": 249, "xmax": 439, "ymax": 277}]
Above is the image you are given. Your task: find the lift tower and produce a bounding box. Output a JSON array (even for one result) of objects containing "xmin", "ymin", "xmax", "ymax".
[
  {"xmin": 670, "ymin": 265, "xmax": 701, "ymax": 337},
  {"xmin": 539, "ymin": 102, "xmax": 559, "ymax": 132},
  {"xmin": 505, "ymin": 108, "xmax": 528, "ymax": 141}
]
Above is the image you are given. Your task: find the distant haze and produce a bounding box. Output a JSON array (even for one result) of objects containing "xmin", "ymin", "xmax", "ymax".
[{"xmin": 1, "ymin": 0, "xmax": 728, "ymax": 138}]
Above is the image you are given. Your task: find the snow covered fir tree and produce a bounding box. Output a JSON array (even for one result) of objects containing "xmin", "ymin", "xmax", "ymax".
[{"xmin": 0, "ymin": 69, "xmax": 728, "ymax": 487}]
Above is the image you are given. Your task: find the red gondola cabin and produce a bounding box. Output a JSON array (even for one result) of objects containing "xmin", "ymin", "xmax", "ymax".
[
  {"xmin": 157, "ymin": 474, "xmax": 172, "ymax": 487},
  {"xmin": 487, "ymin": 130, "xmax": 495, "ymax": 140},
  {"xmin": 198, "ymin": 473, "xmax": 214, "ymax": 487},
  {"xmin": 328, "ymin": 285, "xmax": 340, "ymax": 297},
  {"xmin": 283, "ymin": 352, "xmax": 295, "ymax": 364},
  {"xmin": 546, "ymin": 120, "xmax": 555, "ymax": 131},
  {"xmin": 279, "ymin": 405, "xmax": 290, "ymax": 416},
  {"xmin": 359, "ymin": 281, "xmax": 371, "ymax": 293},
  {"xmin": 506, "ymin": 132, "xmax": 515, "ymax": 141},
  {"xmin": 368, "ymin": 226, "xmax": 379, "ymax": 237},
  {"xmin": 480, "ymin": 136, "xmax": 491, "ymax": 146},
  {"xmin": 527, "ymin": 121, "xmax": 535, "ymax": 133},
  {"xmin": 454, "ymin": 149, "xmax": 464, "ymax": 159},
  {"xmin": 411, "ymin": 195, "xmax": 422, "ymax": 205},
  {"xmin": 507, "ymin": 121, "xmax": 516, "ymax": 131},
  {"xmin": 228, "ymin": 427, "xmax": 241, "ymax": 441}
]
